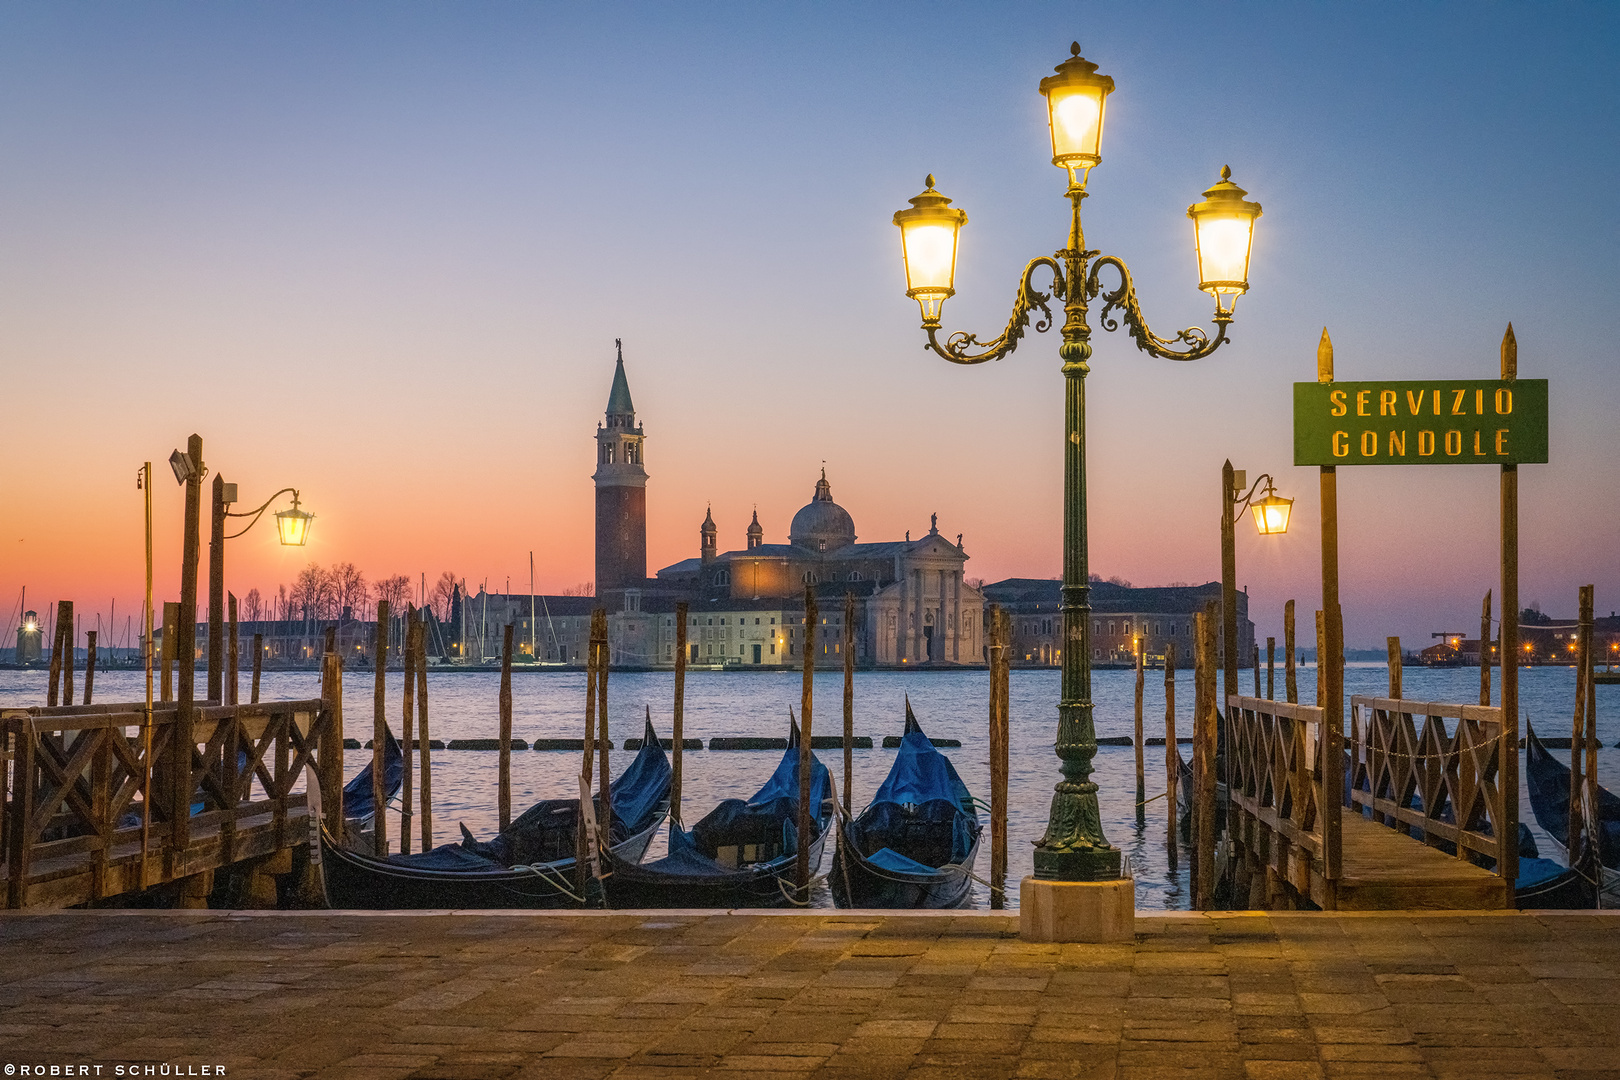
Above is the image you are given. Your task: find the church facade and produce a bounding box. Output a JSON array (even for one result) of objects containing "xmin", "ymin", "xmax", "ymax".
[{"xmin": 655, "ymin": 472, "xmax": 987, "ymax": 666}]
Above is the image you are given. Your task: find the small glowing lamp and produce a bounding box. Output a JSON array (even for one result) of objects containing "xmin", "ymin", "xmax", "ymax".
[
  {"xmin": 893, "ymin": 175, "xmax": 968, "ymax": 325},
  {"xmin": 275, "ymin": 493, "xmax": 314, "ymax": 547},
  {"xmin": 1038, "ymin": 43, "xmax": 1114, "ymax": 183},
  {"xmin": 1249, "ymin": 480, "xmax": 1292, "ymax": 535},
  {"xmin": 1187, "ymin": 166, "xmax": 1263, "ymax": 313}
]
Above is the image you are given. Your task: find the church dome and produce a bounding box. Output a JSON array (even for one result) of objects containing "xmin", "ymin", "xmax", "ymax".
[{"xmin": 789, "ymin": 470, "xmax": 856, "ymax": 551}]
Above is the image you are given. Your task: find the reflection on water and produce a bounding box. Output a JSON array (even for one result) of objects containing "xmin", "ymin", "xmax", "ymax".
[{"xmin": 2, "ymin": 663, "xmax": 1612, "ymax": 910}]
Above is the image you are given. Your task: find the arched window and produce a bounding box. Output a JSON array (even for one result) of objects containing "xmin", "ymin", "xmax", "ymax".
[
  {"xmin": 802, "ymin": 571, "xmax": 817, "ymax": 585},
  {"xmin": 848, "ymin": 571, "xmax": 861, "ymax": 582},
  {"xmin": 715, "ymin": 569, "xmax": 731, "ymax": 586}
]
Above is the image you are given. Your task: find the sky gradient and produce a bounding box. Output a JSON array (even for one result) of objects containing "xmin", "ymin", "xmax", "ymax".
[{"xmin": 3, "ymin": 2, "xmax": 1617, "ymax": 648}]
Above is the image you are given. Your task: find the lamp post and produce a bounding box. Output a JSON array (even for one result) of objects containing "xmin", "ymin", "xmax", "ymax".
[
  {"xmin": 893, "ymin": 43, "xmax": 1261, "ymax": 893},
  {"xmin": 207, "ymin": 483, "xmax": 313, "ymax": 702},
  {"xmin": 1221, "ymin": 462, "xmax": 1291, "ymax": 750}
]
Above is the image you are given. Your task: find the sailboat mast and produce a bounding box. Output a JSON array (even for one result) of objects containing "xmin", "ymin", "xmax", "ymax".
[{"xmin": 530, "ymin": 552, "xmax": 536, "ymax": 660}]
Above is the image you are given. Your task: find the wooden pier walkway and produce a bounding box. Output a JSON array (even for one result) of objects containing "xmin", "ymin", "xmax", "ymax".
[
  {"xmin": 2, "ymin": 683, "xmax": 345, "ymax": 910},
  {"xmin": 1227, "ymin": 694, "xmax": 1514, "ymax": 910}
]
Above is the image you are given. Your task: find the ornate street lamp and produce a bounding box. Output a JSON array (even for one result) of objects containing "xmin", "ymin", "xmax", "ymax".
[
  {"xmin": 893, "ymin": 43, "xmax": 1261, "ymax": 888},
  {"xmin": 228, "ymin": 488, "xmax": 314, "ymax": 546}
]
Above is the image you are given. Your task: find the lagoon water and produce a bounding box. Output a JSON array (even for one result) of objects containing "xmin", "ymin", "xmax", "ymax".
[{"xmin": 3, "ymin": 663, "xmax": 1614, "ymax": 909}]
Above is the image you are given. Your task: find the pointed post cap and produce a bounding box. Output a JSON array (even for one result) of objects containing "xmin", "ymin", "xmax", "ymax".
[{"xmin": 1317, "ymin": 327, "xmax": 1334, "ymax": 382}]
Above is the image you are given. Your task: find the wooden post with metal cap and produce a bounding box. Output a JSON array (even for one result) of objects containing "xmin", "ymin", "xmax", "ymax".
[
  {"xmin": 372, "ymin": 599, "xmax": 389, "ymax": 855},
  {"xmin": 673, "ymin": 602, "xmax": 688, "ymax": 823},
  {"xmin": 1499, "ymin": 324, "xmax": 1520, "ymax": 894},
  {"xmin": 842, "ymin": 591, "xmax": 855, "ymax": 818},
  {"xmin": 1315, "ymin": 331, "xmax": 1343, "ymax": 898}
]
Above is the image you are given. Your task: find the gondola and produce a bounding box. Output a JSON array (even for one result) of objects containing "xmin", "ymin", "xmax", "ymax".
[
  {"xmin": 1522, "ymin": 723, "xmax": 1619, "ymax": 907},
  {"xmin": 1514, "ymin": 822, "xmax": 1597, "ymax": 909},
  {"xmin": 1525, "ymin": 723, "xmax": 1620, "ymax": 870},
  {"xmin": 343, "ymin": 724, "xmax": 406, "ymax": 825},
  {"xmin": 830, "ymin": 700, "xmax": 981, "ymax": 908},
  {"xmin": 320, "ymin": 718, "xmax": 671, "ymax": 909},
  {"xmin": 603, "ymin": 718, "xmax": 832, "ymax": 909}
]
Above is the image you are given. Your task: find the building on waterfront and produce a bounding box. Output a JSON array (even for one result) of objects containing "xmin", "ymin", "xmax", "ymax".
[
  {"xmin": 655, "ymin": 471, "xmax": 987, "ymax": 666},
  {"xmin": 594, "ymin": 340, "xmax": 648, "ymax": 608},
  {"xmin": 1430, "ymin": 610, "xmax": 1620, "ymax": 667},
  {"xmin": 981, "ymin": 578, "xmax": 1254, "ymax": 668}
]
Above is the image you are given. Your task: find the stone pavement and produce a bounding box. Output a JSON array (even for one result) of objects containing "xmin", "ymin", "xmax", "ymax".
[{"xmin": 0, "ymin": 910, "xmax": 1617, "ymax": 1080}]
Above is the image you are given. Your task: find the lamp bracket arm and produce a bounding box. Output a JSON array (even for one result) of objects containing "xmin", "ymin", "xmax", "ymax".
[
  {"xmin": 1232, "ymin": 473, "xmax": 1275, "ymax": 513},
  {"xmin": 224, "ymin": 487, "xmax": 300, "ymax": 540},
  {"xmin": 925, "ymin": 256, "xmax": 1064, "ymax": 365},
  {"xmin": 1086, "ymin": 255, "xmax": 1231, "ymax": 362}
]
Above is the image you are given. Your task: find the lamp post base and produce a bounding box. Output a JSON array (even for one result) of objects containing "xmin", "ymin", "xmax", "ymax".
[
  {"xmin": 1032, "ymin": 846, "xmax": 1121, "ymax": 882},
  {"xmin": 1019, "ymin": 875, "xmax": 1135, "ymax": 943}
]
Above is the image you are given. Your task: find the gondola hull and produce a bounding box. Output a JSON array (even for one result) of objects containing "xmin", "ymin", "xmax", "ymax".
[
  {"xmin": 830, "ymin": 818, "xmax": 980, "ymax": 909},
  {"xmin": 604, "ymin": 822, "xmax": 828, "ymax": 908},
  {"xmin": 320, "ymin": 813, "xmax": 662, "ymax": 910}
]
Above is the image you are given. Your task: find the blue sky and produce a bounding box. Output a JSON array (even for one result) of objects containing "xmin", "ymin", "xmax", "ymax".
[{"xmin": 2, "ymin": 2, "xmax": 1616, "ymax": 646}]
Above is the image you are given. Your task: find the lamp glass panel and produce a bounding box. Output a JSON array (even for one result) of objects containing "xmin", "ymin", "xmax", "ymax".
[
  {"xmin": 276, "ymin": 509, "xmax": 312, "ymax": 547},
  {"xmin": 1195, "ymin": 215, "xmax": 1255, "ymax": 293},
  {"xmin": 901, "ymin": 221, "xmax": 959, "ymax": 295},
  {"xmin": 1250, "ymin": 497, "xmax": 1292, "ymax": 536},
  {"xmin": 1047, "ymin": 85, "xmax": 1106, "ymax": 163}
]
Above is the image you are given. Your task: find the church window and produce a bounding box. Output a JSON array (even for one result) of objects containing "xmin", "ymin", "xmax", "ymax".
[
  {"xmin": 848, "ymin": 571, "xmax": 860, "ymax": 581},
  {"xmin": 1108, "ymin": 621, "xmax": 1116, "ymax": 635},
  {"xmin": 1094, "ymin": 620, "xmax": 1101, "ymax": 634},
  {"xmin": 603, "ymin": 444, "xmax": 615, "ymax": 464},
  {"xmin": 803, "ymin": 571, "xmax": 817, "ymax": 584}
]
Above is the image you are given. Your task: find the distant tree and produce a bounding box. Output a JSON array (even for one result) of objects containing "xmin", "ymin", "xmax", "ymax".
[
  {"xmin": 562, "ymin": 582, "xmax": 594, "ymax": 597},
  {"xmin": 332, "ymin": 563, "xmax": 369, "ymax": 621},
  {"xmin": 277, "ymin": 584, "xmax": 288, "ymax": 623},
  {"xmin": 292, "ymin": 563, "xmax": 337, "ymax": 620},
  {"xmin": 432, "ymin": 571, "xmax": 459, "ymax": 620},
  {"xmin": 1106, "ymin": 575, "xmax": 1132, "ymax": 588},
  {"xmin": 243, "ymin": 588, "xmax": 263, "ymax": 625},
  {"xmin": 376, "ymin": 574, "xmax": 411, "ymax": 616},
  {"xmin": 965, "ymin": 577, "xmax": 985, "ymax": 590},
  {"xmin": 1521, "ymin": 606, "xmax": 1552, "ymax": 626}
]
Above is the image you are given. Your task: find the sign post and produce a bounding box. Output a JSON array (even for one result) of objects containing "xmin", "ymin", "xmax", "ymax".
[{"xmin": 1293, "ymin": 324, "xmax": 1541, "ymax": 895}]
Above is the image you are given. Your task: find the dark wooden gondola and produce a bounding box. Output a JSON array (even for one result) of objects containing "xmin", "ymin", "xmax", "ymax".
[
  {"xmin": 321, "ymin": 719, "xmax": 671, "ymax": 909},
  {"xmin": 830, "ymin": 700, "xmax": 981, "ymax": 909},
  {"xmin": 342, "ymin": 724, "xmax": 405, "ymax": 825},
  {"xmin": 603, "ymin": 719, "xmax": 832, "ymax": 909},
  {"xmin": 1518, "ymin": 723, "xmax": 1617, "ymax": 908}
]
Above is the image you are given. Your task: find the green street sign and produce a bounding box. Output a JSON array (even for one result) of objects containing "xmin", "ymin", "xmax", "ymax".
[{"xmin": 1294, "ymin": 379, "xmax": 1548, "ymax": 466}]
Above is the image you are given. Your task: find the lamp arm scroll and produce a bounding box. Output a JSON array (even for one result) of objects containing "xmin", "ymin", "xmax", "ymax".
[
  {"xmin": 224, "ymin": 487, "xmax": 300, "ymax": 540},
  {"xmin": 1231, "ymin": 473, "xmax": 1275, "ymax": 516},
  {"xmin": 924, "ymin": 257, "xmax": 1065, "ymax": 365},
  {"xmin": 1086, "ymin": 255, "xmax": 1230, "ymax": 362}
]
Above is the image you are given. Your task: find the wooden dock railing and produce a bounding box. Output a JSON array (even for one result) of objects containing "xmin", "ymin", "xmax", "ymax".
[
  {"xmin": 1347, "ymin": 695, "xmax": 1513, "ymax": 884},
  {"xmin": 2, "ymin": 694, "xmax": 342, "ymax": 909},
  {"xmin": 1226, "ymin": 695, "xmax": 1341, "ymax": 906},
  {"xmin": 1226, "ymin": 693, "xmax": 1513, "ymax": 910}
]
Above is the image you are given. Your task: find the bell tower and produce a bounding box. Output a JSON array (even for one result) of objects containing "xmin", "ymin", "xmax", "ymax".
[{"xmin": 594, "ymin": 340, "xmax": 647, "ymax": 597}]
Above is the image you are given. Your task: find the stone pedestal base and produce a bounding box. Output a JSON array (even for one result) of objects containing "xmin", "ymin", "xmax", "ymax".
[{"xmin": 1019, "ymin": 875, "xmax": 1135, "ymax": 943}]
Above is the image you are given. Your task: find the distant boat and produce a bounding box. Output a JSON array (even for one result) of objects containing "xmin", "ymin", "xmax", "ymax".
[
  {"xmin": 320, "ymin": 718, "xmax": 671, "ymax": 909},
  {"xmin": 830, "ymin": 699, "xmax": 981, "ymax": 908},
  {"xmin": 604, "ymin": 717, "xmax": 831, "ymax": 909}
]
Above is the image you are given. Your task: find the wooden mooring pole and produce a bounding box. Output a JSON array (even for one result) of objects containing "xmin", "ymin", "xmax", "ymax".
[
  {"xmin": 251, "ymin": 633, "xmax": 263, "ymax": 704},
  {"xmin": 577, "ymin": 610, "xmax": 602, "ymax": 899},
  {"xmin": 83, "ymin": 630, "xmax": 97, "ymax": 705},
  {"xmin": 795, "ymin": 587, "xmax": 817, "ymax": 905},
  {"xmin": 227, "ymin": 593, "xmax": 239, "ymax": 706},
  {"xmin": 1500, "ymin": 324, "xmax": 1521, "ymax": 891},
  {"xmin": 673, "ymin": 602, "xmax": 687, "ymax": 824},
  {"xmin": 161, "ymin": 602, "xmax": 178, "ymax": 703},
  {"xmin": 1134, "ymin": 639, "xmax": 1146, "ymax": 813},
  {"xmin": 417, "ymin": 621, "xmax": 432, "ymax": 851},
  {"xmin": 372, "ymin": 599, "xmax": 389, "ymax": 856},
  {"xmin": 988, "ymin": 605, "xmax": 1010, "ymax": 908},
  {"xmin": 399, "ymin": 612, "xmax": 417, "ymax": 855},
  {"xmin": 596, "ymin": 610, "xmax": 611, "ymax": 853},
  {"xmin": 1479, "ymin": 590, "xmax": 1493, "ymax": 707},
  {"xmin": 1164, "ymin": 641, "xmax": 1178, "ymax": 869},
  {"xmin": 843, "ymin": 591, "xmax": 855, "ymax": 819},
  {"xmin": 1568, "ymin": 585, "xmax": 1594, "ymax": 864},
  {"xmin": 1266, "ymin": 637, "xmax": 1275, "ymax": 700},
  {"xmin": 1387, "ymin": 637, "xmax": 1403, "ymax": 698},
  {"xmin": 1193, "ymin": 603, "xmax": 1217, "ymax": 910},
  {"xmin": 499, "ymin": 623, "xmax": 514, "ymax": 831},
  {"xmin": 1284, "ymin": 600, "xmax": 1297, "ymax": 704}
]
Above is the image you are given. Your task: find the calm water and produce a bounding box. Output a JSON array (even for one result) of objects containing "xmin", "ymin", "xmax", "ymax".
[{"xmin": 3, "ymin": 663, "xmax": 1613, "ymax": 909}]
